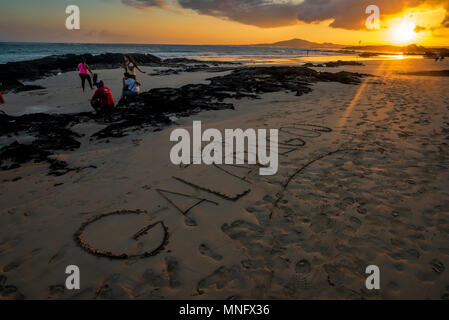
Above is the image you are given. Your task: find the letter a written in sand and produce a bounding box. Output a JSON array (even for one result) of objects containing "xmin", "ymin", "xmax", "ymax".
[
  {"xmin": 65, "ymin": 265, "xmax": 80, "ymax": 290},
  {"xmin": 365, "ymin": 265, "xmax": 380, "ymax": 290}
]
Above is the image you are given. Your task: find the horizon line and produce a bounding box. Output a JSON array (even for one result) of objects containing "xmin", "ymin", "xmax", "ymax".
[{"xmin": 1, "ymin": 40, "xmax": 444, "ymax": 49}]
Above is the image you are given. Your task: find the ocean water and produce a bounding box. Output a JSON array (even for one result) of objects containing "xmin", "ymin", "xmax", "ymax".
[{"xmin": 0, "ymin": 42, "xmax": 348, "ymax": 64}]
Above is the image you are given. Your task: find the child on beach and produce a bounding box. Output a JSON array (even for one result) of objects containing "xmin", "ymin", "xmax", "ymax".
[
  {"xmin": 124, "ymin": 55, "xmax": 146, "ymax": 77},
  {"xmin": 78, "ymin": 58, "xmax": 94, "ymax": 92},
  {"xmin": 91, "ymin": 80, "xmax": 114, "ymax": 113},
  {"xmin": 92, "ymin": 73, "xmax": 105, "ymax": 88}
]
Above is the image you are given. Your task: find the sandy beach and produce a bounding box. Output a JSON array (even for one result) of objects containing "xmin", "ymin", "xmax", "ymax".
[{"xmin": 1, "ymin": 57, "xmax": 449, "ymax": 300}]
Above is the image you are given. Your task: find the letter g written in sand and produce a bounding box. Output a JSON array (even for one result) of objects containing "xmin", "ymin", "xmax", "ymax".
[{"xmin": 65, "ymin": 5, "xmax": 80, "ymax": 30}]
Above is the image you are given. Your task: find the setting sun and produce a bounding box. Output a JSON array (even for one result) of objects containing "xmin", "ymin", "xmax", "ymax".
[{"xmin": 392, "ymin": 21, "xmax": 417, "ymax": 44}]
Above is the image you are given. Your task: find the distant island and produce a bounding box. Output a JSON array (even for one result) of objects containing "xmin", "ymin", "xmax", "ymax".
[
  {"xmin": 251, "ymin": 38, "xmax": 344, "ymax": 49},
  {"xmin": 252, "ymin": 38, "xmax": 449, "ymax": 55}
]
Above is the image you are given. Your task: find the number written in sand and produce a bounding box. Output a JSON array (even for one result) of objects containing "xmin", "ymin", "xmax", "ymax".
[{"xmin": 74, "ymin": 210, "xmax": 169, "ymax": 259}]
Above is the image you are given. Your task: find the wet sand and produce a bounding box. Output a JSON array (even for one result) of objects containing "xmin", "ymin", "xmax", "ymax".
[{"xmin": 1, "ymin": 58, "xmax": 449, "ymax": 300}]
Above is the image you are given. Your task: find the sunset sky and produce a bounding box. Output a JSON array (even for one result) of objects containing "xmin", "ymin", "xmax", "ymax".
[{"xmin": 0, "ymin": 0, "xmax": 448, "ymax": 46}]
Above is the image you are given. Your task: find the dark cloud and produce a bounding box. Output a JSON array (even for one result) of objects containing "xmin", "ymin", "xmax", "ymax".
[
  {"xmin": 177, "ymin": 0, "xmax": 301, "ymax": 28},
  {"xmin": 122, "ymin": 0, "xmax": 168, "ymax": 9},
  {"xmin": 122, "ymin": 0, "xmax": 449, "ymax": 30}
]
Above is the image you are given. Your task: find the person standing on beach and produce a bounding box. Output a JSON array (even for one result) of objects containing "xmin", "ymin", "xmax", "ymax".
[
  {"xmin": 124, "ymin": 55, "xmax": 146, "ymax": 78},
  {"xmin": 78, "ymin": 58, "xmax": 94, "ymax": 92}
]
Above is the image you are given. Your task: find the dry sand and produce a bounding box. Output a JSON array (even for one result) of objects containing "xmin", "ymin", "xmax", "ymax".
[{"xmin": 1, "ymin": 58, "xmax": 449, "ymax": 300}]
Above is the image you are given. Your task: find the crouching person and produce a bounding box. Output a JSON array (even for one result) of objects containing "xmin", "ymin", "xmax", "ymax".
[
  {"xmin": 122, "ymin": 72, "xmax": 140, "ymax": 98},
  {"xmin": 91, "ymin": 80, "xmax": 115, "ymax": 114}
]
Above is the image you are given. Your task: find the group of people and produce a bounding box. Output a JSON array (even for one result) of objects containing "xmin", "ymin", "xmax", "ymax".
[{"xmin": 77, "ymin": 55, "xmax": 146, "ymax": 114}]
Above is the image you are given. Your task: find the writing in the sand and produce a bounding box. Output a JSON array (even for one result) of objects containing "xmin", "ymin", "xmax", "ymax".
[{"xmin": 170, "ymin": 121, "xmax": 279, "ymax": 175}]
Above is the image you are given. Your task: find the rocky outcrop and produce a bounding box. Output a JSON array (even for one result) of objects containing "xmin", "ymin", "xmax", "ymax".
[
  {"xmin": 0, "ymin": 53, "xmax": 244, "ymax": 92},
  {"xmin": 303, "ymin": 60, "xmax": 364, "ymax": 68},
  {"xmin": 0, "ymin": 112, "xmax": 87, "ymax": 175},
  {"xmin": 119, "ymin": 66, "xmax": 366, "ymax": 121},
  {"xmin": 0, "ymin": 53, "xmax": 162, "ymax": 91}
]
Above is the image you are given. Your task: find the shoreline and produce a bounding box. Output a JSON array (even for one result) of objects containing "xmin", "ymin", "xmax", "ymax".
[{"xmin": 0, "ymin": 51, "xmax": 430, "ymax": 88}]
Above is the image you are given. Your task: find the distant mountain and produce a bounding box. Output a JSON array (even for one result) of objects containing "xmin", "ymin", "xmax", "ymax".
[
  {"xmin": 251, "ymin": 39, "xmax": 448, "ymax": 55},
  {"xmin": 252, "ymin": 38, "xmax": 345, "ymax": 49}
]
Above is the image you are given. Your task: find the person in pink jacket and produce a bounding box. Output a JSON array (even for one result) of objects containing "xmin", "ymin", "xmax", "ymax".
[{"xmin": 78, "ymin": 58, "xmax": 93, "ymax": 92}]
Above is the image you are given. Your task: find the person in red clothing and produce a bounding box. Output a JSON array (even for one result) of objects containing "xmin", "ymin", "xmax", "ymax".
[
  {"xmin": 91, "ymin": 80, "xmax": 114, "ymax": 113},
  {"xmin": 0, "ymin": 82, "xmax": 5, "ymax": 105}
]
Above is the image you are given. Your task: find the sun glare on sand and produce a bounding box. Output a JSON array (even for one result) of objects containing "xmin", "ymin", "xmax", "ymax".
[{"xmin": 391, "ymin": 21, "xmax": 417, "ymax": 44}]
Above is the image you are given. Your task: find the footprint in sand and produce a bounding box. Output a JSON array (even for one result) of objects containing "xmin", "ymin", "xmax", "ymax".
[
  {"xmin": 221, "ymin": 220, "xmax": 265, "ymax": 242},
  {"xmin": 295, "ymin": 259, "xmax": 312, "ymax": 274},
  {"xmin": 349, "ymin": 216, "xmax": 362, "ymax": 229},
  {"xmin": 199, "ymin": 244, "xmax": 223, "ymax": 261},
  {"xmin": 284, "ymin": 276, "xmax": 310, "ymax": 297},
  {"xmin": 184, "ymin": 215, "xmax": 198, "ymax": 227},
  {"xmin": 310, "ymin": 214, "xmax": 334, "ymax": 233},
  {"xmin": 430, "ymin": 259, "xmax": 445, "ymax": 274},
  {"xmin": 165, "ymin": 257, "xmax": 182, "ymax": 289},
  {"xmin": 221, "ymin": 220, "xmax": 272, "ymax": 256},
  {"xmin": 197, "ymin": 265, "xmax": 242, "ymax": 291},
  {"xmin": 2, "ymin": 248, "xmax": 42, "ymax": 272},
  {"xmin": 0, "ymin": 275, "xmax": 25, "ymax": 300},
  {"xmin": 48, "ymin": 284, "xmax": 66, "ymax": 299},
  {"xmin": 142, "ymin": 268, "xmax": 168, "ymax": 287},
  {"xmin": 241, "ymin": 259, "xmax": 265, "ymax": 270},
  {"xmin": 95, "ymin": 274, "xmax": 129, "ymax": 299},
  {"xmin": 48, "ymin": 244, "xmax": 70, "ymax": 264}
]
